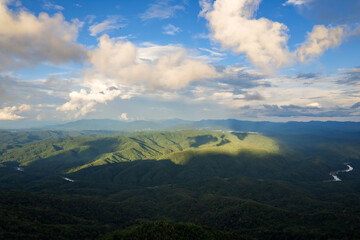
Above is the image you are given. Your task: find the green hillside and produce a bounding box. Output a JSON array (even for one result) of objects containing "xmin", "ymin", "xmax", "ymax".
[
  {"xmin": 1, "ymin": 129, "xmax": 360, "ymax": 239},
  {"xmin": 0, "ymin": 130, "xmax": 279, "ymax": 174}
]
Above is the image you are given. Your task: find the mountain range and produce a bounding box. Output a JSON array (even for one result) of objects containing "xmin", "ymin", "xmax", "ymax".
[{"xmin": 1, "ymin": 120, "xmax": 360, "ymax": 239}]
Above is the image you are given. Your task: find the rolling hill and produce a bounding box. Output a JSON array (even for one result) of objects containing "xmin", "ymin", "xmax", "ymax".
[
  {"xmin": 0, "ymin": 130, "xmax": 279, "ymax": 174},
  {"xmin": 1, "ymin": 127, "xmax": 360, "ymax": 239}
]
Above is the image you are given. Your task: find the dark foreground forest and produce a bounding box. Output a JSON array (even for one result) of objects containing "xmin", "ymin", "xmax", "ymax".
[{"xmin": 1, "ymin": 122, "xmax": 360, "ymax": 239}]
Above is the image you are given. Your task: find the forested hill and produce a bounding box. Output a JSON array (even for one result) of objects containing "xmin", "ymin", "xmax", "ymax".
[
  {"xmin": 0, "ymin": 130, "xmax": 278, "ymax": 174},
  {"xmin": 1, "ymin": 129, "xmax": 360, "ymax": 239},
  {"xmin": 3, "ymin": 119, "xmax": 360, "ymax": 138}
]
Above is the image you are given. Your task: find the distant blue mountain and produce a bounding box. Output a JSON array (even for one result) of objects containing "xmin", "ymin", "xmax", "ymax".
[
  {"xmin": 2, "ymin": 118, "xmax": 359, "ymax": 139},
  {"xmin": 42, "ymin": 119, "xmax": 360, "ymax": 138}
]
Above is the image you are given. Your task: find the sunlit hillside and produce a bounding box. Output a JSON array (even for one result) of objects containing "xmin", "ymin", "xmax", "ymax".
[{"xmin": 0, "ymin": 130, "xmax": 279, "ymax": 174}]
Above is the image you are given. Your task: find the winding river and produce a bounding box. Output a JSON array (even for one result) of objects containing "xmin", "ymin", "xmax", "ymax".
[
  {"xmin": 8, "ymin": 161, "xmax": 354, "ymax": 184},
  {"xmin": 61, "ymin": 177, "xmax": 75, "ymax": 182},
  {"xmin": 10, "ymin": 165, "xmax": 75, "ymax": 183},
  {"xmin": 329, "ymin": 163, "xmax": 353, "ymax": 182}
]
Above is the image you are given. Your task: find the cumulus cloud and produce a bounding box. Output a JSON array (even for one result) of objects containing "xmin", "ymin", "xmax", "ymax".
[
  {"xmin": 163, "ymin": 24, "xmax": 180, "ymax": 35},
  {"xmin": 137, "ymin": 43, "xmax": 185, "ymax": 62},
  {"xmin": 306, "ymin": 102, "xmax": 321, "ymax": 108},
  {"xmin": 57, "ymin": 35, "xmax": 218, "ymax": 117},
  {"xmin": 56, "ymin": 79, "xmax": 140, "ymax": 118},
  {"xmin": 190, "ymin": 73, "xmax": 360, "ymax": 119},
  {"xmin": 140, "ymin": 0, "xmax": 185, "ymax": 20},
  {"xmin": 18, "ymin": 104, "xmax": 31, "ymax": 112},
  {"xmin": 118, "ymin": 113, "xmax": 128, "ymax": 120},
  {"xmin": 89, "ymin": 16, "xmax": 126, "ymax": 36},
  {"xmin": 202, "ymin": 0, "xmax": 291, "ymax": 73},
  {"xmin": 88, "ymin": 35, "xmax": 217, "ymax": 89},
  {"xmin": 200, "ymin": 0, "xmax": 357, "ymax": 72},
  {"xmin": 296, "ymin": 25, "xmax": 345, "ymax": 62},
  {"xmin": 0, "ymin": 106, "xmax": 24, "ymax": 120},
  {"xmin": 0, "ymin": 0, "xmax": 86, "ymax": 71},
  {"xmin": 190, "ymin": 70, "xmax": 360, "ymax": 119}
]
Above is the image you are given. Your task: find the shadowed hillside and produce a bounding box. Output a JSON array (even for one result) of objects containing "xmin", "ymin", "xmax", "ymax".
[
  {"xmin": 0, "ymin": 130, "xmax": 279, "ymax": 174},
  {"xmin": 1, "ymin": 129, "xmax": 360, "ymax": 239}
]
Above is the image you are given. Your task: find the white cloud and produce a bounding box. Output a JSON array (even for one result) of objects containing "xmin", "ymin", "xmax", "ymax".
[
  {"xmin": 282, "ymin": 0, "xmax": 314, "ymax": 6},
  {"xmin": 202, "ymin": 0, "xmax": 291, "ymax": 73},
  {"xmin": 37, "ymin": 104, "xmax": 57, "ymax": 108},
  {"xmin": 0, "ymin": 0, "xmax": 85, "ymax": 71},
  {"xmin": 58, "ymin": 35, "xmax": 218, "ymax": 117},
  {"xmin": 18, "ymin": 104, "xmax": 31, "ymax": 112},
  {"xmin": 141, "ymin": 0, "xmax": 185, "ymax": 20},
  {"xmin": 118, "ymin": 113, "xmax": 128, "ymax": 121},
  {"xmin": 0, "ymin": 106, "xmax": 24, "ymax": 120},
  {"xmin": 112, "ymin": 35, "xmax": 134, "ymax": 41},
  {"xmin": 190, "ymin": 72, "xmax": 358, "ymax": 118},
  {"xmin": 89, "ymin": 16, "xmax": 126, "ymax": 36},
  {"xmin": 307, "ymin": 102, "xmax": 321, "ymax": 108},
  {"xmin": 43, "ymin": 1, "xmax": 64, "ymax": 11},
  {"xmin": 200, "ymin": 0, "xmax": 354, "ymax": 73},
  {"xmin": 296, "ymin": 25, "xmax": 345, "ymax": 62},
  {"xmin": 199, "ymin": 48, "xmax": 226, "ymax": 57},
  {"xmin": 88, "ymin": 35, "xmax": 217, "ymax": 89},
  {"xmin": 199, "ymin": 0, "xmax": 213, "ymax": 17},
  {"xmin": 137, "ymin": 43, "xmax": 185, "ymax": 62},
  {"xmin": 163, "ymin": 24, "xmax": 180, "ymax": 35},
  {"xmin": 57, "ymin": 78, "xmax": 139, "ymax": 118}
]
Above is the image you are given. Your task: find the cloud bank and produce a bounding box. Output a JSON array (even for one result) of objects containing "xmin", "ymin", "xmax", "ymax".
[
  {"xmin": 0, "ymin": 104, "xmax": 30, "ymax": 120},
  {"xmin": 201, "ymin": 0, "xmax": 352, "ymax": 72},
  {"xmin": 202, "ymin": 0, "xmax": 291, "ymax": 73},
  {"xmin": 296, "ymin": 25, "xmax": 345, "ymax": 62},
  {"xmin": 88, "ymin": 35, "xmax": 217, "ymax": 90},
  {"xmin": 58, "ymin": 35, "xmax": 218, "ymax": 117},
  {"xmin": 0, "ymin": 0, "xmax": 85, "ymax": 70},
  {"xmin": 0, "ymin": 106, "xmax": 23, "ymax": 120}
]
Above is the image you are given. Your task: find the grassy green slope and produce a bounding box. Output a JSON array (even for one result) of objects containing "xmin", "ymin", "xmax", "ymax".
[
  {"xmin": 0, "ymin": 130, "xmax": 279, "ymax": 174},
  {"xmin": 1, "ymin": 130, "xmax": 360, "ymax": 239}
]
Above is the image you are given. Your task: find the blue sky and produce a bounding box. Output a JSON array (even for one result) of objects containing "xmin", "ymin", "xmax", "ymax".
[{"xmin": 0, "ymin": 0, "xmax": 359, "ymax": 123}]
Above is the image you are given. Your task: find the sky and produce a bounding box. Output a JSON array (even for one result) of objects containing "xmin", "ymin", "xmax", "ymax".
[{"xmin": 0, "ymin": 0, "xmax": 359, "ymax": 123}]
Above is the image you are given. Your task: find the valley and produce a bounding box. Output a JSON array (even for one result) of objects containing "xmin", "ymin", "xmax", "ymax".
[
  {"xmin": 1, "ymin": 0, "xmax": 359, "ymax": 238},
  {"xmin": 0, "ymin": 122, "xmax": 360, "ymax": 239}
]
